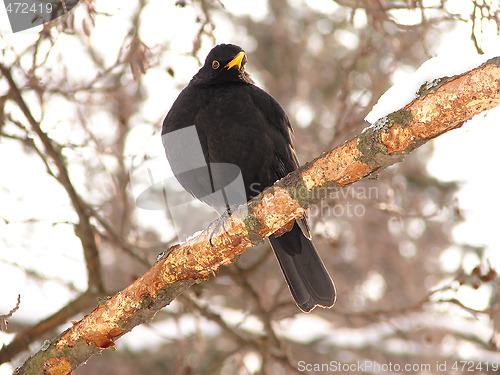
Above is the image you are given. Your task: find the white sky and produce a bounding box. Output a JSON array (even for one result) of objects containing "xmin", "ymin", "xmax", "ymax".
[
  {"xmin": 1, "ymin": 0, "xmax": 500, "ymax": 372},
  {"xmin": 427, "ymin": 22, "xmax": 500, "ymax": 269}
]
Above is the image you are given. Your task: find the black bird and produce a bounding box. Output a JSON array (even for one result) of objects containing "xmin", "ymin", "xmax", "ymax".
[{"xmin": 162, "ymin": 44, "xmax": 335, "ymax": 312}]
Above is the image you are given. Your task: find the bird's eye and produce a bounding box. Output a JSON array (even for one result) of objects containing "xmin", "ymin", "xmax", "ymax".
[{"xmin": 212, "ymin": 60, "xmax": 220, "ymax": 69}]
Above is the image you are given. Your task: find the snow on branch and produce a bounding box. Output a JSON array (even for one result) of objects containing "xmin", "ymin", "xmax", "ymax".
[{"xmin": 15, "ymin": 57, "xmax": 500, "ymax": 374}]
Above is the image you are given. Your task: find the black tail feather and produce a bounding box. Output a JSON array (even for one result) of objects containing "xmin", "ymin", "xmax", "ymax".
[{"xmin": 269, "ymin": 221, "xmax": 336, "ymax": 312}]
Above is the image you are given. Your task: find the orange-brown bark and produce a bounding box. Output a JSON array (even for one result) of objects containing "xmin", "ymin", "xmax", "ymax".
[{"xmin": 15, "ymin": 57, "xmax": 500, "ymax": 375}]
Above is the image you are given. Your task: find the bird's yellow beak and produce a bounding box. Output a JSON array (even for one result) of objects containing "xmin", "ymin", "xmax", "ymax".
[{"xmin": 225, "ymin": 52, "xmax": 245, "ymax": 70}]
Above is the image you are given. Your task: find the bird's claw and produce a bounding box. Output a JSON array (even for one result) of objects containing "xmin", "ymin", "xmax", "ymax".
[{"xmin": 207, "ymin": 206, "xmax": 236, "ymax": 246}]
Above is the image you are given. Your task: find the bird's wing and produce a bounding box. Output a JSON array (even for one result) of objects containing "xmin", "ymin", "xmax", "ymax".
[
  {"xmin": 162, "ymin": 87, "xmax": 217, "ymax": 205},
  {"xmin": 247, "ymin": 85, "xmax": 299, "ymax": 176},
  {"xmin": 248, "ymin": 85, "xmax": 311, "ymax": 239}
]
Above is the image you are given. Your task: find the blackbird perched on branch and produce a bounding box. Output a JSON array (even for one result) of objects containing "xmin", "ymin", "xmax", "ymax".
[{"xmin": 162, "ymin": 44, "xmax": 335, "ymax": 312}]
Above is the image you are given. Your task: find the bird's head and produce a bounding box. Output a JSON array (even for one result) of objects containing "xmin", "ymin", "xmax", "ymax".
[{"xmin": 192, "ymin": 44, "xmax": 253, "ymax": 85}]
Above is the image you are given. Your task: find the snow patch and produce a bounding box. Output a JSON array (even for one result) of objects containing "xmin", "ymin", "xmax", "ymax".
[{"xmin": 365, "ymin": 51, "xmax": 500, "ymax": 125}]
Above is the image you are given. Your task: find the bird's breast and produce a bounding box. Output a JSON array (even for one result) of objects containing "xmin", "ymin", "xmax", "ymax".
[{"xmin": 192, "ymin": 86, "xmax": 277, "ymax": 195}]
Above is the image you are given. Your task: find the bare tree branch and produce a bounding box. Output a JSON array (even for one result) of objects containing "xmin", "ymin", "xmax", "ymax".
[
  {"xmin": 0, "ymin": 63, "xmax": 104, "ymax": 293},
  {"xmin": 10, "ymin": 56, "xmax": 500, "ymax": 374},
  {"xmin": 0, "ymin": 292, "xmax": 105, "ymax": 365},
  {"xmin": 0, "ymin": 295, "xmax": 21, "ymax": 332}
]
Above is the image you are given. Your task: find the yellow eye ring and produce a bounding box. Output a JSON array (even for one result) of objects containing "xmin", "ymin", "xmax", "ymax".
[{"xmin": 212, "ymin": 60, "xmax": 220, "ymax": 69}]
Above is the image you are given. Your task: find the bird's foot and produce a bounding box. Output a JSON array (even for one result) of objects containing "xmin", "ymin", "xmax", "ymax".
[{"xmin": 207, "ymin": 204, "xmax": 239, "ymax": 246}]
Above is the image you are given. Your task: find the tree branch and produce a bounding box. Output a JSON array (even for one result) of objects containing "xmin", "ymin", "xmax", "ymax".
[
  {"xmin": 0, "ymin": 63, "xmax": 104, "ymax": 293},
  {"xmin": 0, "ymin": 295, "xmax": 21, "ymax": 332},
  {"xmin": 13, "ymin": 57, "xmax": 500, "ymax": 374},
  {"xmin": 0, "ymin": 292, "xmax": 104, "ymax": 365}
]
